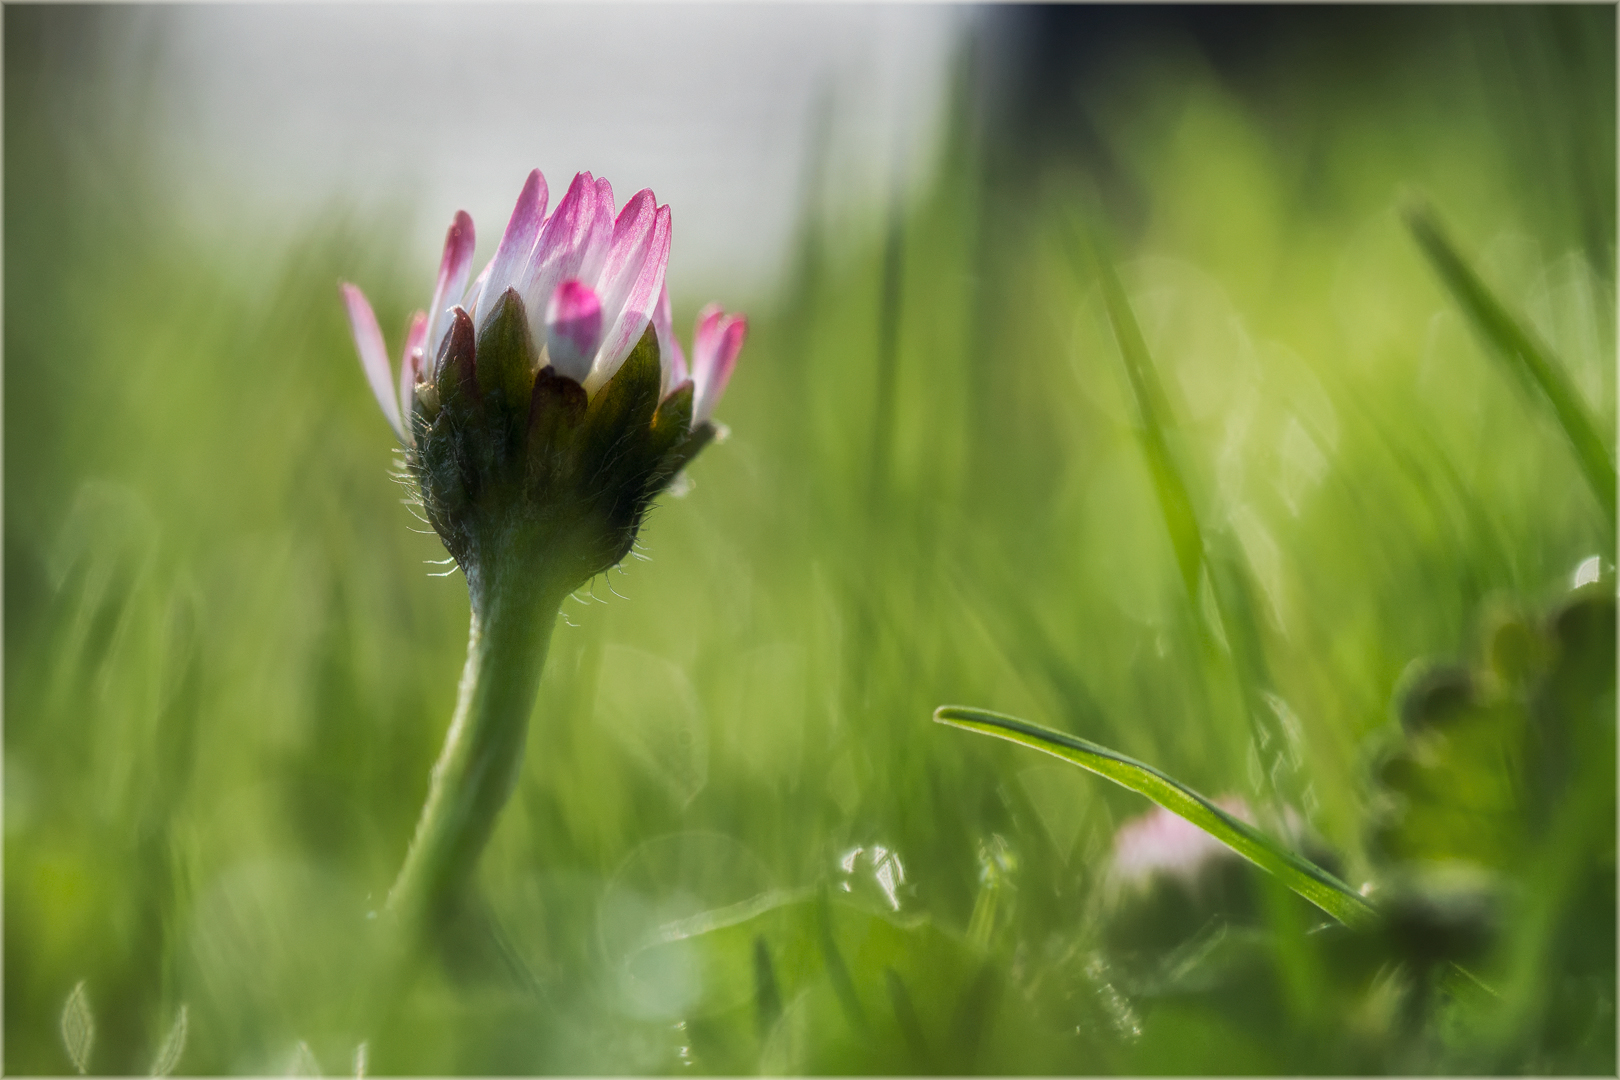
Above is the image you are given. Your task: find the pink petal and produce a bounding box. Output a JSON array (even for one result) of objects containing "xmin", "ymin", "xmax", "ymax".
[
  {"xmin": 585, "ymin": 201, "xmax": 671, "ymax": 394},
  {"xmin": 582, "ymin": 177, "xmax": 617, "ymax": 285},
  {"xmin": 652, "ymin": 279, "xmax": 688, "ymax": 393},
  {"xmin": 426, "ymin": 211, "xmax": 475, "ymax": 367},
  {"xmin": 691, "ymin": 303, "xmax": 726, "ymax": 362},
  {"xmin": 472, "ymin": 169, "xmax": 548, "ymax": 331},
  {"xmin": 341, "ymin": 283, "xmax": 405, "ymax": 440},
  {"xmin": 545, "ymin": 279, "xmax": 603, "ymax": 382},
  {"xmin": 535, "ymin": 173, "xmax": 597, "ymax": 270},
  {"xmin": 397, "ymin": 310, "xmax": 428, "ymax": 433},
  {"xmin": 516, "ymin": 172, "xmax": 612, "ymax": 351},
  {"xmin": 691, "ymin": 305, "xmax": 746, "ymax": 424},
  {"xmin": 592, "ymin": 189, "xmax": 657, "ymax": 322},
  {"xmin": 1111, "ymin": 797, "xmax": 1253, "ymax": 888},
  {"xmin": 460, "ymin": 260, "xmax": 493, "ymax": 332}
]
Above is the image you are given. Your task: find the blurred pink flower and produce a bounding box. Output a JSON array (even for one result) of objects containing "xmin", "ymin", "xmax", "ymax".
[
  {"xmin": 341, "ymin": 168, "xmax": 744, "ymax": 443},
  {"xmin": 1110, "ymin": 796, "xmax": 1254, "ymax": 890}
]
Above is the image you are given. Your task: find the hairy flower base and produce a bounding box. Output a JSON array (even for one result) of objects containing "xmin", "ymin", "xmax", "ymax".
[{"xmin": 413, "ymin": 288, "xmax": 713, "ymax": 607}]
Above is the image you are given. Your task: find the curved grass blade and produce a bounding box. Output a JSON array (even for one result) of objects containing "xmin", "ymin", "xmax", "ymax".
[
  {"xmin": 1404, "ymin": 201, "xmax": 1616, "ymax": 524},
  {"xmin": 934, "ymin": 705, "xmax": 1377, "ymax": 929},
  {"xmin": 1075, "ymin": 224, "xmax": 1205, "ymax": 601}
]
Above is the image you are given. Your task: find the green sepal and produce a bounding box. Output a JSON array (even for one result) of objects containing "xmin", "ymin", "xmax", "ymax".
[
  {"xmin": 408, "ymin": 318, "xmax": 734, "ymax": 595},
  {"xmin": 662, "ymin": 420, "xmax": 716, "ymax": 479},
  {"xmin": 646, "ymin": 380, "xmax": 695, "ymax": 471},
  {"xmin": 555, "ymin": 326, "xmax": 667, "ymax": 569},
  {"xmin": 434, "ymin": 307, "xmax": 479, "ymax": 422},
  {"xmin": 418, "ymin": 408, "xmax": 469, "ymax": 529},
  {"xmin": 527, "ymin": 366, "xmax": 588, "ymax": 489},
  {"xmin": 475, "ymin": 288, "xmax": 538, "ymax": 419},
  {"xmin": 639, "ymin": 381, "xmax": 701, "ymax": 498},
  {"xmin": 411, "ymin": 379, "xmax": 441, "ymax": 428},
  {"xmin": 413, "ymin": 307, "xmax": 482, "ymax": 552},
  {"xmin": 580, "ymin": 324, "xmax": 663, "ymax": 483}
]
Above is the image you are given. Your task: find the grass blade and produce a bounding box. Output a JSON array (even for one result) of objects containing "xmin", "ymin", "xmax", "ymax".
[
  {"xmin": 1072, "ymin": 218, "xmax": 1291, "ymax": 792},
  {"xmin": 817, "ymin": 890, "xmax": 868, "ymax": 1031},
  {"xmin": 753, "ymin": 935, "xmax": 784, "ymax": 1040},
  {"xmin": 1404, "ymin": 200, "xmax": 1616, "ymax": 524},
  {"xmin": 934, "ymin": 704, "xmax": 1376, "ymax": 930},
  {"xmin": 1080, "ymin": 226, "xmax": 1206, "ymax": 600},
  {"xmin": 884, "ymin": 968, "xmax": 934, "ymax": 1069}
]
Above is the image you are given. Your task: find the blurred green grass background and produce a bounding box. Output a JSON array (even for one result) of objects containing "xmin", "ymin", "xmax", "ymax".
[{"xmin": 5, "ymin": 6, "xmax": 1614, "ymax": 1074}]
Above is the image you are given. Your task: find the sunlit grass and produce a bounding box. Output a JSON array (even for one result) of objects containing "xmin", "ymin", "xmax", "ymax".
[{"xmin": 6, "ymin": 7, "xmax": 1613, "ymax": 1074}]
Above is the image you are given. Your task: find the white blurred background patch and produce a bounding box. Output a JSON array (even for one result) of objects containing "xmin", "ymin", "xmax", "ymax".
[{"xmin": 145, "ymin": 4, "xmax": 972, "ymax": 307}]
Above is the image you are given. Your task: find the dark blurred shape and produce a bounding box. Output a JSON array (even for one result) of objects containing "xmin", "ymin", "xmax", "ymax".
[
  {"xmin": 980, "ymin": 5, "xmax": 1615, "ymax": 269},
  {"xmin": 1103, "ymin": 853, "xmax": 1259, "ymax": 960},
  {"xmin": 1377, "ymin": 865, "xmax": 1502, "ymax": 970},
  {"xmin": 1364, "ymin": 578, "xmax": 1614, "ymax": 1067},
  {"xmin": 1394, "ymin": 663, "xmax": 1478, "ymax": 734},
  {"xmin": 884, "ymin": 967, "xmax": 934, "ymax": 1069},
  {"xmin": 1545, "ymin": 581, "xmax": 1619, "ymax": 704},
  {"xmin": 1485, "ymin": 609, "xmax": 1544, "ymax": 688},
  {"xmin": 752, "ymin": 935, "xmax": 782, "ymax": 1040}
]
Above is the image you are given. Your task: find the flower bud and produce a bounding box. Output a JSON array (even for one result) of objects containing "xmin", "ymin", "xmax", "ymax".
[
  {"xmin": 339, "ymin": 168, "xmax": 748, "ymax": 933},
  {"xmin": 340, "ymin": 167, "xmax": 746, "ymax": 604}
]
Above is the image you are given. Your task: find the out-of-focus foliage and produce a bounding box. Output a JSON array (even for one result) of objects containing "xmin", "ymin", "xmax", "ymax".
[{"xmin": 5, "ymin": 6, "xmax": 1613, "ymax": 1075}]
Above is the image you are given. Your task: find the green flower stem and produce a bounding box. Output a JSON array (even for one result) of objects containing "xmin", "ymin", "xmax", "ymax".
[{"xmin": 385, "ymin": 552, "xmax": 566, "ymax": 929}]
